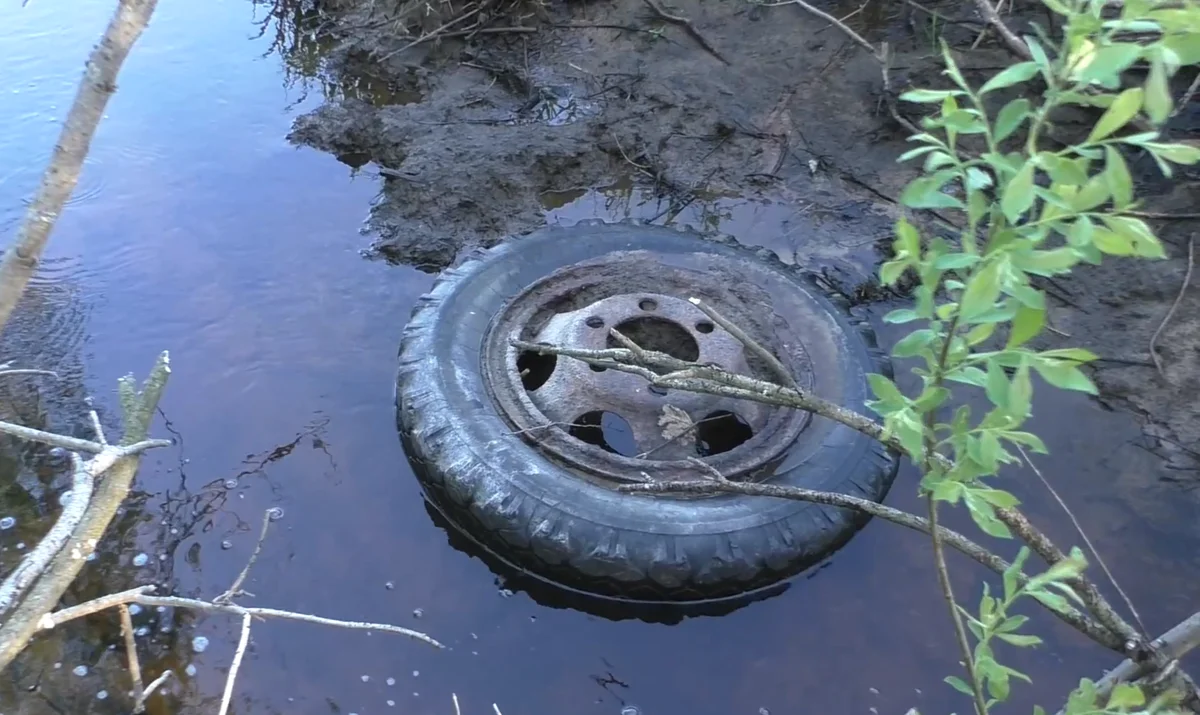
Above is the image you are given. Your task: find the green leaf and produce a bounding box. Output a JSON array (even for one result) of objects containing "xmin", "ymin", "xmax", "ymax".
[
  {"xmin": 996, "ymin": 614, "xmax": 1029, "ymax": 633},
  {"xmin": 994, "ymin": 98, "xmax": 1031, "ymax": 143},
  {"xmin": 895, "ymin": 217, "xmax": 921, "ymax": 257},
  {"xmin": 1008, "ymin": 361, "xmax": 1033, "ymax": 420},
  {"xmin": 940, "ymin": 40, "xmax": 970, "ymax": 92},
  {"xmin": 1002, "ymin": 430, "xmax": 1048, "ymax": 453},
  {"xmin": 933, "ymin": 479, "xmax": 965, "ymax": 504},
  {"xmin": 1147, "ymin": 141, "xmax": 1200, "ymax": 165},
  {"xmin": 1076, "ymin": 43, "xmax": 1144, "ymax": 85},
  {"xmin": 1007, "ymin": 303, "xmax": 1045, "ymax": 349},
  {"xmin": 1067, "ymin": 678, "xmax": 1100, "ymax": 713},
  {"xmin": 976, "ymin": 487, "xmax": 1020, "ymax": 508},
  {"xmin": 986, "ymin": 666, "xmax": 1012, "ymax": 701},
  {"xmin": 880, "ymin": 260, "xmax": 909, "ymax": 286},
  {"xmin": 961, "ymin": 260, "xmax": 1003, "ymax": 320},
  {"xmin": 1071, "ymin": 174, "xmax": 1111, "ymax": 212},
  {"xmin": 897, "ymin": 145, "xmax": 941, "ymax": 163},
  {"xmin": 1092, "ymin": 226, "xmax": 1135, "ymax": 255},
  {"xmin": 1104, "ymin": 146, "xmax": 1134, "ymax": 209},
  {"xmin": 966, "ymin": 322, "xmax": 996, "ymax": 347},
  {"xmin": 912, "ymin": 386, "xmax": 950, "ymax": 413},
  {"xmin": 1013, "ymin": 248, "xmax": 1079, "ymax": 276},
  {"xmin": 997, "ymin": 633, "xmax": 1043, "ymax": 647},
  {"xmin": 1003, "ymin": 546, "xmax": 1031, "ymax": 600},
  {"xmin": 1029, "ymin": 589, "xmax": 1072, "ymax": 614},
  {"xmin": 1101, "ymin": 215, "xmax": 1165, "ymax": 258},
  {"xmin": 900, "ymin": 88, "xmax": 965, "ymax": 103},
  {"xmin": 1144, "ymin": 58, "xmax": 1173, "ymax": 124},
  {"xmin": 944, "ymin": 675, "xmax": 975, "ymax": 696},
  {"xmin": 946, "ymin": 365, "xmax": 987, "ymax": 387},
  {"xmin": 966, "ymin": 494, "xmax": 1013, "ymax": 538},
  {"xmin": 934, "ymin": 253, "xmax": 980, "ymax": 270},
  {"xmin": 1088, "ymin": 87, "xmax": 1144, "ymax": 142},
  {"xmin": 1042, "ymin": 548, "xmax": 1088, "ymax": 582},
  {"xmin": 1033, "ymin": 361, "xmax": 1097, "ymax": 394},
  {"xmin": 1025, "ymin": 35, "xmax": 1052, "ymax": 74},
  {"xmin": 900, "ymin": 171, "xmax": 964, "ymax": 209},
  {"xmin": 868, "ymin": 373, "xmax": 907, "ymax": 405},
  {"xmin": 1001, "ymin": 161, "xmax": 1037, "ymax": 222},
  {"xmin": 980, "ymin": 61, "xmax": 1041, "ymax": 94},
  {"xmin": 1107, "ymin": 683, "xmax": 1146, "ymax": 709},
  {"xmin": 985, "ymin": 359, "xmax": 1009, "ymax": 409},
  {"xmin": 1039, "ymin": 347, "xmax": 1099, "ymax": 362},
  {"xmin": 892, "ymin": 329, "xmax": 938, "ymax": 358},
  {"xmin": 1066, "ymin": 216, "xmax": 1094, "ymax": 248},
  {"xmin": 883, "ymin": 308, "xmax": 921, "ymax": 324}
]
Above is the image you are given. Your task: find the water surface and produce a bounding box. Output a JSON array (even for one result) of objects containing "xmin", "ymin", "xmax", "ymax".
[{"xmin": 1, "ymin": 2, "xmax": 1198, "ymax": 714}]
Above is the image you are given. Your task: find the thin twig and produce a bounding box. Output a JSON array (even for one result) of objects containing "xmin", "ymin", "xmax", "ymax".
[
  {"xmin": 218, "ymin": 612, "xmax": 252, "ymax": 715},
  {"xmin": 38, "ymin": 588, "xmax": 445, "ymax": 649},
  {"xmin": 137, "ymin": 670, "xmax": 172, "ymax": 711},
  {"xmin": 1170, "ymin": 71, "xmax": 1200, "ymax": 118},
  {"xmin": 89, "ymin": 408, "xmax": 108, "ymax": 447},
  {"xmin": 216, "ymin": 508, "xmax": 279, "ymax": 605},
  {"xmin": 930, "ymin": 496, "xmax": 987, "ymax": 715},
  {"xmin": 1149, "ymin": 235, "xmax": 1195, "ymax": 378},
  {"xmin": 0, "ymin": 369, "xmax": 59, "ymax": 379},
  {"xmin": 618, "ymin": 478, "xmax": 1121, "ymax": 647},
  {"xmin": 1127, "ymin": 210, "xmax": 1200, "ymax": 220},
  {"xmin": 376, "ymin": 7, "xmax": 483, "ymax": 61},
  {"xmin": 971, "ymin": 0, "xmax": 1031, "ymax": 59},
  {"xmin": 1017, "ymin": 445, "xmax": 1148, "ymax": 638},
  {"xmin": 760, "ymin": 0, "xmax": 879, "ymax": 57},
  {"xmin": 688, "ymin": 297, "xmax": 796, "ymax": 387},
  {"xmin": 640, "ymin": 0, "xmax": 730, "ymax": 64},
  {"xmin": 119, "ymin": 605, "xmax": 145, "ymax": 707}
]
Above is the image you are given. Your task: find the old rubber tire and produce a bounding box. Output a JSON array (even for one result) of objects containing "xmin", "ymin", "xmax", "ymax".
[{"xmin": 395, "ymin": 221, "xmax": 899, "ymax": 603}]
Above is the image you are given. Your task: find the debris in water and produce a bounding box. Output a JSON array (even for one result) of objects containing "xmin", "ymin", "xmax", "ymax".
[
  {"xmin": 192, "ymin": 636, "xmax": 209, "ymax": 653},
  {"xmin": 412, "ymin": 670, "xmax": 419, "ymax": 677},
  {"xmin": 387, "ymin": 700, "xmax": 396, "ymax": 707},
  {"xmin": 385, "ymin": 581, "xmax": 394, "ymax": 590},
  {"xmin": 132, "ymin": 553, "xmax": 149, "ymax": 566},
  {"xmin": 412, "ymin": 608, "xmax": 423, "ymax": 618},
  {"xmin": 221, "ymin": 540, "xmax": 233, "ymax": 550},
  {"xmin": 267, "ymin": 506, "xmax": 285, "ymax": 520},
  {"xmin": 620, "ymin": 706, "xmax": 641, "ymax": 715},
  {"xmin": 0, "ymin": 516, "xmax": 13, "ymax": 530},
  {"xmin": 224, "ymin": 479, "xmax": 238, "ymax": 489},
  {"xmin": 362, "ymin": 675, "xmax": 370, "ymax": 682},
  {"xmin": 128, "ymin": 604, "xmax": 142, "ymax": 616},
  {"xmin": 73, "ymin": 665, "xmax": 88, "ymax": 676},
  {"xmin": 186, "ymin": 664, "xmax": 197, "ymax": 676},
  {"xmin": 97, "ymin": 690, "xmax": 109, "ymax": 700},
  {"xmin": 387, "ymin": 677, "xmax": 396, "ymax": 686},
  {"xmin": 499, "ymin": 588, "xmax": 513, "ymax": 598}
]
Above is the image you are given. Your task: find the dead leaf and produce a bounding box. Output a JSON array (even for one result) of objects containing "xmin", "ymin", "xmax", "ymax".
[{"xmin": 658, "ymin": 404, "xmax": 694, "ymax": 441}]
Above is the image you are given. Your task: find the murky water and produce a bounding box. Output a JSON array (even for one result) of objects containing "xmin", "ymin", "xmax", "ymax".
[{"xmin": 1, "ymin": 1, "xmax": 1198, "ymax": 714}]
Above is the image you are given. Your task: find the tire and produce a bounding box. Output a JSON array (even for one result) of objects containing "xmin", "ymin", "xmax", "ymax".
[{"xmin": 396, "ymin": 221, "xmax": 899, "ymax": 604}]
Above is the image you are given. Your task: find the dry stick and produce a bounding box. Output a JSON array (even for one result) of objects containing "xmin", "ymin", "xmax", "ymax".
[
  {"xmin": 513, "ymin": 338, "xmax": 1140, "ymax": 652},
  {"xmin": 0, "ymin": 368, "xmax": 58, "ymax": 379},
  {"xmin": 216, "ymin": 507, "xmax": 279, "ymax": 605},
  {"xmin": 761, "ymin": 0, "xmax": 878, "ymax": 56},
  {"xmin": 930, "ymin": 495, "xmax": 987, "ymax": 715},
  {"xmin": 37, "ymin": 586, "xmax": 445, "ymax": 650},
  {"xmin": 689, "ymin": 297, "xmax": 795, "ymax": 388},
  {"xmin": 1017, "ymin": 445, "xmax": 1148, "ymax": 638},
  {"xmin": 640, "ymin": 0, "xmax": 730, "ymax": 65},
  {"xmin": 971, "ymin": 0, "xmax": 1031, "ymax": 59},
  {"xmin": 119, "ymin": 605, "xmax": 146, "ymax": 708},
  {"xmin": 0, "ymin": 0, "xmax": 159, "ymax": 334},
  {"xmin": 0, "ymin": 352, "xmax": 170, "ymax": 672},
  {"xmin": 217, "ymin": 612, "xmax": 252, "ymax": 715},
  {"xmin": 1149, "ymin": 234, "xmax": 1195, "ymax": 379},
  {"xmin": 137, "ymin": 671, "xmax": 172, "ymax": 711},
  {"xmin": 376, "ymin": 6, "xmax": 483, "ymax": 61},
  {"xmin": 1055, "ymin": 611, "xmax": 1200, "ymax": 715}
]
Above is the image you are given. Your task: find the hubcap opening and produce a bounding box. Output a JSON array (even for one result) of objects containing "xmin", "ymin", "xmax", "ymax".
[
  {"xmin": 569, "ymin": 411, "xmax": 639, "ymax": 457},
  {"xmin": 696, "ymin": 411, "xmax": 754, "ymax": 457},
  {"xmin": 517, "ymin": 348, "xmax": 557, "ymax": 391},
  {"xmin": 606, "ymin": 316, "xmax": 699, "ymax": 366}
]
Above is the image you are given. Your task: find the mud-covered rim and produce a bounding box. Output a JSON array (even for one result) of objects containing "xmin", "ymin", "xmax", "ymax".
[{"xmin": 481, "ymin": 251, "xmax": 817, "ymax": 489}]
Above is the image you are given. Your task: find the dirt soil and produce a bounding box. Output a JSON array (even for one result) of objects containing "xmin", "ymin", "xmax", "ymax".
[{"xmin": 283, "ymin": 0, "xmax": 1199, "ymax": 477}]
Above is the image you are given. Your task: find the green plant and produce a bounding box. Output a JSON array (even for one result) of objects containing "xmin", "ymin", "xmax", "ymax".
[{"xmin": 869, "ymin": 0, "xmax": 1200, "ymax": 712}]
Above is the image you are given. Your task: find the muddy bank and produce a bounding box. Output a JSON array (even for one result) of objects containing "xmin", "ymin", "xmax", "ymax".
[{"xmin": 286, "ymin": 0, "xmax": 1199, "ymax": 477}]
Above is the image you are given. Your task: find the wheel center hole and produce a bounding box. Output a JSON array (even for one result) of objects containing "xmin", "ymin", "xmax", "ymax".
[{"xmin": 606, "ymin": 317, "xmax": 699, "ymax": 366}]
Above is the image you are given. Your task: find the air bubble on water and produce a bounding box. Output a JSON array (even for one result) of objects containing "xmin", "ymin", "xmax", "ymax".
[
  {"xmin": 412, "ymin": 608, "xmax": 423, "ymax": 619},
  {"xmin": 97, "ymin": 690, "xmax": 108, "ymax": 700},
  {"xmin": 266, "ymin": 506, "xmax": 285, "ymax": 521},
  {"xmin": 499, "ymin": 588, "xmax": 513, "ymax": 598},
  {"xmin": 135, "ymin": 626, "xmax": 149, "ymax": 637},
  {"xmin": 224, "ymin": 479, "xmax": 238, "ymax": 489},
  {"xmin": 54, "ymin": 662, "xmax": 62, "ymax": 669},
  {"xmin": 16, "ymin": 542, "xmax": 24, "ymax": 550},
  {"xmin": 386, "ymin": 677, "xmax": 395, "ymax": 686},
  {"xmin": 412, "ymin": 671, "xmax": 419, "ymax": 678},
  {"xmin": 128, "ymin": 604, "xmax": 142, "ymax": 615},
  {"xmin": 385, "ymin": 581, "xmax": 394, "ymax": 590},
  {"xmin": 185, "ymin": 664, "xmax": 197, "ymax": 676},
  {"xmin": 221, "ymin": 540, "xmax": 233, "ymax": 550},
  {"xmin": 192, "ymin": 636, "xmax": 209, "ymax": 653},
  {"xmin": 158, "ymin": 553, "xmax": 167, "ymax": 561},
  {"xmin": 387, "ymin": 700, "xmax": 396, "ymax": 707},
  {"xmin": 86, "ymin": 553, "xmax": 96, "ymax": 561},
  {"xmin": 156, "ymin": 606, "xmax": 166, "ymax": 612},
  {"xmin": 132, "ymin": 553, "xmax": 148, "ymax": 566},
  {"xmin": 620, "ymin": 707, "xmax": 642, "ymax": 715},
  {"xmin": 170, "ymin": 528, "xmax": 179, "ymax": 535},
  {"xmin": 759, "ymin": 709, "xmax": 771, "ymax": 715},
  {"xmin": 361, "ymin": 675, "xmax": 370, "ymax": 683},
  {"xmin": 73, "ymin": 665, "xmax": 88, "ymax": 676}
]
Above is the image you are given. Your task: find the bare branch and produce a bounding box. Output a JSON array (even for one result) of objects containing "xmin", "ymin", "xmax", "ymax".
[
  {"xmin": 688, "ymin": 297, "xmax": 796, "ymax": 387},
  {"xmin": 971, "ymin": 0, "xmax": 1032, "ymax": 59},
  {"xmin": 619, "ymin": 478, "xmax": 1122, "ymax": 648},
  {"xmin": 218, "ymin": 613, "xmax": 252, "ymax": 715},
  {"xmin": 36, "ymin": 586, "xmax": 444, "ymax": 650},
  {"xmin": 119, "ymin": 605, "xmax": 145, "ymax": 709},
  {"xmin": 216, "ymin": 508, "xmax": 279, "ymax": 605},
  {"xmin": 136, "ymin": 670, "xmax": 172, "ymax": 712},
  {"xmin": 1149, "ymin": 234, "xmax": 1195, "ymax": 379},
  {"xmin": 0, "ymin": 0, "xmax": 160, "ymax": 334}
]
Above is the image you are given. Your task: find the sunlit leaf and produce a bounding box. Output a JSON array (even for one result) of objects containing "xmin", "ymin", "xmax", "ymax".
[
  {"xmin": 883, "ymin": 308, "xmax": 921, "ymax": 324},
  {"xmin": 1032, "ymin": 361, "xmax": 1098, "ymax": 394},
  {"xmin": 892, "ymin": 329, "xmax": 938, "ymax": 358},
  {"xmin": 900, "ymin": 88, "xmax": 966, "ymax": 103},
  {"xmin": 1107, "ymin": 683, "xmax": 1146, "ymax": 709},
  {"xmin": 1087, "ymin": 87, "xmax": 1143, "ymax": 142},
  {"xmin": 994, "ymin": 98, "xmax": 1031, "ymax": 143},
  {"xmin": 1104, "ymin": 146, "xmax": 1134, "ymax": 208},
  {"xmin": 1144, "ymin": 58, "xmax": 1173, "ymax": 123},
  {"xmin": 997, "ymin": 633, "xmax": 1043, "ymax": 647},
  {"xmin": 1002, "ymin": 161, "xmax": 1037, "ymax": 222},
  {"xmin": 985, "ymin": 359, "xmax": 1009, "ymax": 408},
  {"xmin": 1007, "ymin": 361, "xmax": 1033, "ymax": 420},
  {"xmin": 1007, "ymin": 303, "xmax": 1045, "ymax": 349},
  {"xmin": 1101, "ymin": 215, "xmax": 1165, "ymax": 258},
  {"xmin": 981, "ymin": 62, "xmax": 1041, "ymax": 94},
  {"xmin": 1075, "ymin": 43, "xmax": 1144, "ymax": 85}
]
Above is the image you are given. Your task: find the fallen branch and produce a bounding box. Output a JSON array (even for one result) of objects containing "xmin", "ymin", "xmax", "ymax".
[
  {"xmin": 619, "ymin": 476, "xmax": 1121, "ymax": 647},
  {"xmin": 119, "ymin": 604, "xmax": 145, "ymax": 710},
  {"xmin": 640, "ymin": 0, "xmax": 730, "ymax": 65},
  {"xmin": 0, "ymin": 351, "xmax": 171, "ymax": 671},
  {"xmin": 971, "ymin": 0, "xmax": 1031, "ymax": 59},
  {"xmin": 0, "ymin": 0, "xmax": 160, "ymax": 333},
  {"xmin": 37, "ymin": 585, "xmax": 445, "ymax": 649}
]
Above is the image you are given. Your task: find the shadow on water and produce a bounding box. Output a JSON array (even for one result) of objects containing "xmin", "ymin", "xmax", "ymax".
[{"xmin": 1, "ymin": 0, "xmax": 1199, "ymax": 714}]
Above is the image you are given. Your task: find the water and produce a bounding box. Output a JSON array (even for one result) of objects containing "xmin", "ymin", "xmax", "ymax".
[{"xmin": 1, "ymin": 1, "xmax": 1198, "ymax": 714}]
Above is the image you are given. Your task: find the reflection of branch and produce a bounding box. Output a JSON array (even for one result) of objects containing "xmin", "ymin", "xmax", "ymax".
[{"xmin": 218, "ymin": 613, "xmax": 252, "ymax": 715}]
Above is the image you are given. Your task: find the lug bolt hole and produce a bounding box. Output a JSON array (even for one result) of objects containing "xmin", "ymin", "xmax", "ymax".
[
  {"xmin": 696, "ymin": 321, "xmax": 715, "ymax": 334},
  {"xmin": 638, "ymin": 298, "xmax": 658, "ymax": 312},
  {"xmin": 590, "ymin": 364, "xmax": 607, "ymax": 372},
  {"xmin": 586, "ymin": 316, "xmax": 605, "ymax": 329}
]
